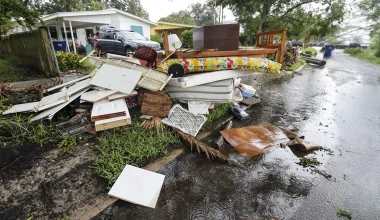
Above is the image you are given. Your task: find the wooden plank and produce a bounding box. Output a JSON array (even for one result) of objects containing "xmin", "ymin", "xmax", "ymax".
[
  {"xmin": 2, "ymin": 102, "xmax": 39, "ymax": 115},
  {"xmin": 91, "ymin": 99, "xmax": 128, "ymax": 122},
  {"xmin": 90, "ymin": 64, "xmax": 142, "ymax": 95},
  {"xmin": 163, "ymin": 30, "xmax": 169, "ymax": 56},
  {"xmin": 80, "ymin": 90, "xmax": 118, "ymax": 103},
  {"xmin": 257, "ymin": 29, "xmax": 285, "ymax": 36},
  {"xmin": 95, "ymin": 114, "xmax": 131, "ymax": 131},
  {"xmin": 35, "ymin": 90, "xmax": 69, "ymax": 111},
  {"xmin": 174, "ymin": 49, "xmax": 277, "ymax": 59},
  {"xmin": 108, "ymin": 91, "xmax": 138, "ymax": 101},
  {"xmin": 141, "ymin": 93, "xmax": 172, "ymax": 118},
  {"xmin": 46, "ymin": 75, "xmax": 91, "ymax": 92}
]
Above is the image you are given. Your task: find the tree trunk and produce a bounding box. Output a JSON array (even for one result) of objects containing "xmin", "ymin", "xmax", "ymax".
[{"xmin": 258, "ymin": 13, "xmax": 265, "ymax": 33}]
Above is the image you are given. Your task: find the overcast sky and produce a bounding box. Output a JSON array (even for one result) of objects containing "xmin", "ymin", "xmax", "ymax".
[{"xmin": 140, "ymin": 0, "xmax": 235, "ymax": 22}]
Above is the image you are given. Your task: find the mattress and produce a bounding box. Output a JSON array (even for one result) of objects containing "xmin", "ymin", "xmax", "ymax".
[
  {"xmin": 157, "ymin": 57, "xmax": 282, "ymax": 75},
  {"xmin": 165, "ymin": 79, "xmax": 235, "ymax": 102},
  {"xmin": 166, "ymin": 70, "xmax": 254, "ymax": 88}
]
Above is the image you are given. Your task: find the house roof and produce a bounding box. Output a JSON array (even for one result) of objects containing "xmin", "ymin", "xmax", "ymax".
[
  {"xmin": 42, "ymin": 8, "xmax": 157, "ymax": 26},
  {"xmin": 156, "ymin": 21, "xmax": 196, "ymax": 28}
]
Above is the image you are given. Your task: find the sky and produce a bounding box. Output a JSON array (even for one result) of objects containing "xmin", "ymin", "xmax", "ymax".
[{"xmin": 140, "ymin": 0, "xmax": 235, "ymax": 22}]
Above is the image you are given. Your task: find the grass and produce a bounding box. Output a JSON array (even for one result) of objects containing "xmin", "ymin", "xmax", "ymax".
[
  {"xmin": 286, "ymin": 59, "xmax": 306, "ymax": 71},
  {"xmin": 301, "ymin": 47, "xmax": 318, "ymax": 56},
  {"xmin": 203, "ymin": 103, "xmax": 233, "ymax": 129},
  {"xmin": 0, "ymin": 57, "xmax": 34, "ymax": 83},
  {"xmin": 93, "ymin": 121, "xmax": 179, "ymax": 185},
  {"xmin": 297, "ymin": 157, "xmax": 321, "ymax": 168},
  {"xmin": 344, "ymin": 48, "xmax": 380, "ymax": 65},
  {"xmin": 337, "ymin": 207, "xmax": 352, "ymax": 219}
]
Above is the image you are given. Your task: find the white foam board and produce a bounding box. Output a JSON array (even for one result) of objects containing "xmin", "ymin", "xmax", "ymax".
[
  {"xmin": 108, "ymin": 165, "xmax": 165, "ymax": 209},
  {"xmin": 80, "ymin": 90, "xmax": 118, "ymax": 103},
  {"xmin": 90, "ymin": 64, "xmax": 142, "ymax": 95},
  {"xmin": 91, "ymin": 99, "xmax": 128, "ymax": 120}
]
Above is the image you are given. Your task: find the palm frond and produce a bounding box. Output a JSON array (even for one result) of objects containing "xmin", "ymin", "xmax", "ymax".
[{"xmin": 141, "ymin": 117, "xmax": 165, "ymax": 133}]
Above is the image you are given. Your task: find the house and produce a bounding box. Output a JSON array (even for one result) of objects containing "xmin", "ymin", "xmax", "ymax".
[
  {"xmin": 9, "ymin": 8, "xmax": 157, "ymax": 53},
  {"xmin": 150, "ymin": 21, "xmax": 195, "ymax": 40}
]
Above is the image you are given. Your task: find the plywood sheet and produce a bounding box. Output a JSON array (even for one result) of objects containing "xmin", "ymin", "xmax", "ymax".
[
  {"xmin": 108, "ymin": 165, "xmax": 165, "ymax": 209},
  {"xmin": 81, "ymin": 90, "xmax": 118, "ymax": 103},
  {"xmin": 90, "ymin": 64, "xmax": 142, "ymax": 94},
  {"xmin": 91, "ymin": 99, "xmax": 128, "ymax": 121},
  {"xmin": 95, "ymin": 113, "xmax": 131, "ymax": 131},
  {"xmin": 141, "ymin": 93, "xmax": 172, "ymax": 118}
]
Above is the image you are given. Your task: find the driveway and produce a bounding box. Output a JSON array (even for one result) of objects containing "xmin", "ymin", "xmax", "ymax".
[{"xmin": 95, "ymin": 50, "xmax": 380, "ymax": 220}]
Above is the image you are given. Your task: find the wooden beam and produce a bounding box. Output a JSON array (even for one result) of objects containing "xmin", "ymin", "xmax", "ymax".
[
  {"xmin": 163, "ymin": 30, "xmax": 169, "ymax": 56},
  {"xmin": 173, "ymin": 49, "xmax": 277, "ymax": 59}
]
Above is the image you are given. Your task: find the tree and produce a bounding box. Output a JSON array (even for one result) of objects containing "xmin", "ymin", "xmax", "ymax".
[
  {"xmin": 104, "ymin": 0, "xmax": 149, "ymax": 19},
  {"xmin": 217, "ymin": 0, "xmax": 344, "ymax": 33},
  {"xmin": 0, "ymin": 0, "xmax": 42, "ymax": 34},
  {"xmin": 159, "ymin": 10, "xmax": 195, "ymax": 25},
  {"xmin": 359, "ymin": 0, "xmax": 380, "ymax": 57},
  {"xmin": 159, "ymin": 3, "xmax": 217, "ymax": 26}
]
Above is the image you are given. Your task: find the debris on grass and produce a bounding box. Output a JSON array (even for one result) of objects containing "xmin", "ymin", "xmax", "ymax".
[
  {"xmin": 337, "ymin": 207, "xmax": 352, "ymax": 219},
  {"xmin": 297, "ymin": 157, "xmax": 322, "ymax": 168},
  {"xmin": 141, "ymin": 116, "xmax": 165, "ymax": 133},
  {"xmin": 312, "ymin": 168, "xmax": 332, "ymax": 179}
]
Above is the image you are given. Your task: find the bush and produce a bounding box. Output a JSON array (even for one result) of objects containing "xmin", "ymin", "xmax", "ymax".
[
  {"xmin": 239, "ymin": 33, "xmax": 249, "ymax": 46},
  {"xmin": 344, "ymin": 48, "xmax": 363, "ymax": 56},
  {"xmin": 150, "ymin": 35, "xmax": 161, "ymax": 43},
  {"xmin": 375, "ymin": 49, "xmax": 380, "ymax": 58},
  {"xmin": 56, "ymin": 51, "xmax": 94, "ymax": 73},
  {"xmin": 181, "ymin": 30, "xmax": 193, "ymax": 48}
]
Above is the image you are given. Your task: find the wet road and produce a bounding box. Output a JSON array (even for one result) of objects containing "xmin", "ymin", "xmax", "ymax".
[{"xmin": 95, "ymin": 50, "xmax": 380, "ymax": 220}]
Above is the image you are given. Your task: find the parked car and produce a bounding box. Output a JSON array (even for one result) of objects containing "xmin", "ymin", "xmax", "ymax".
[
  {"xmin": 292, "ymin": 41, "xmax": 304, "ymax": 47},
  {"xmin": 349, "ymin": 43, "xmax": 361, "ymax": 48},
  {"xmin": 97, "ymin": 30, "xmax": 161, "ymax": 56}
]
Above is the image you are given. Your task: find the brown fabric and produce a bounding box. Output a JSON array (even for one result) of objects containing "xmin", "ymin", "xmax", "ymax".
[{"xmin": 133, "ymin": 46, "xmax": 157, "ymax": 64}]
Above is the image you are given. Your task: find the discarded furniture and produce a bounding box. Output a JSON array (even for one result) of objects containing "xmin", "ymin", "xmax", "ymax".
[
  {"xmin": 193, "ymin": 24, "xmax": 240, "ymax": 51},
  {"xmin": 256, "ymin": 29, "xmax": 287, "ymax": 63}
]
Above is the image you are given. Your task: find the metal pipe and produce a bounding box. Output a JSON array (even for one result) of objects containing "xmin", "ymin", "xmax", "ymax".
[
  {"xmin": 62, "ymin": 21, "xmax": 70, "ymax": 52},
  {"xmin": 47, "ymin": 26, "xmax": 61, "ymax": 77},
  {"xmin": 69, "ymin": 20, "xmax": 76, "ymax": 54}
]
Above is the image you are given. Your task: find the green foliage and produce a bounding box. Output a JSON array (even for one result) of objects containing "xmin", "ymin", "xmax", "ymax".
[
  {"xmin": 181, "ymin": 30, "xmax": 193, "ymax": 48},
  {"xmin": 93, "ymin": 122, "xmax": 179, "ymax": 185},
  {"xmin": 0, "ymin": 56, "xmax": 27, "ymax": 82},
  {"xmin": 58, "ymin": 136, "xmax": 78, "ymax": 154},
  {"xmin": 301, "ymin": 47, "xmax": 317, "ymax": 56},
  {"xmin": 203, "ymin": 103, "xmax": 234, "ymax": 129},
  {"xmin": 0, "ymin": 116, "xmax": 58, "ymax": 146},
  {"xmin": 239, "ymin": 33, "xmax": 249, "ymax": 46},
  {"xmin": 159, "ymin": 3, "xmax": 216, "ymax": 26},
  {"xmin": 337, "ymin": 207, "xmax": 352, "ymax": 219},
  {"xmin": 0, "ymin": 0, "xmax": 42, "ymax": 34},
  {"xmin": 286, "ymin": 59, "xmax": 306, "ymax": 71},
  {"xmin": 344, "ymin": 48, "xmax": 363, "ymax": 56},
  {"xmin": 150, "ymin": 35, "xmax": 161, "ymax": 43},
  {"xmin": 56, "ymin": 51, "xmax": 95, "ymax": 74}
]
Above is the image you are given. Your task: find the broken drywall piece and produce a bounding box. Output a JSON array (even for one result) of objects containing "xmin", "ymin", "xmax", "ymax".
[
  {"xmin": 188, "ymin": 101, "xmax": 209, "ymax": 115},
  {"xmin": 91, "ymin": 99, "xmax": 128, "ymax": 121},
  {"xmin": 90, "ymin": 64, "xmax": 142, "ymax": 94},
  {"xmin": 162, "ymin": 104, "xmax": 207, "ymax": 137},
  {"xmin": 2, "ymin": 102, "xmax": 39, "ymax": 115},
  {"xmin": 108, "ymin": 91, "xmax": 138, "ymax": 101},
  {"xmin": 31, "ymin": 88, "xmax": 90, "ymax": 122},
  {"xmin": 80, "ymin": 90, "xmax": 118, "ymax": 103},
  {"xmin": 108, "ymin": 165, "xmax": 165, "ymax": 209}
]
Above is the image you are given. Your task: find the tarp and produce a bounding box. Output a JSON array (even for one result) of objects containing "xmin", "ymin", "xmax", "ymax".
[{"xmin": 157, "ymin": 57, "xmax": 282, "ymax": 75}]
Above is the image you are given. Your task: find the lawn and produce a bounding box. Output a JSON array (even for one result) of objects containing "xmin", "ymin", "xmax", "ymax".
[
  {"xmin": 0, "ymin": 57, "xmax": 34, "ymax": 83},
  {"xmin": 344, "ymin": 48, "xmax": 380, "ymax": 65},
  {"xmin": 301, "ymin": 47, "xmax": 318, "ymax": 56},
  {"xmin": 286, "ymin": 58, "xmax": 306, "ymax": 71}
]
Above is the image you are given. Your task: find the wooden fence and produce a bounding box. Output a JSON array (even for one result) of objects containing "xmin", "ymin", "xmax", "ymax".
[{"xmin": 0, "ymin": 27, "xmax": 57, "ymax": 76}]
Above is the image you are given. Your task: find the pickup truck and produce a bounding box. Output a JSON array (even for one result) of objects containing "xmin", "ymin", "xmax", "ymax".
[{"xmin": 97, "ymin": 30, "xmax": 161, "ymax": 56}]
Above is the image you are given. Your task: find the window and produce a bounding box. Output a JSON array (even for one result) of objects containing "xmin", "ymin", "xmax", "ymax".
[
  {"xmin": 61, "ymin": 27, "xmax": 77, "ymax": 39},
  {"xmin": 130, "ymin": 25, "xmax": 144, "ymax": 36},
  {"xmin": 49, "ymin": 26, "xmax": 57, "ymax": 39}
]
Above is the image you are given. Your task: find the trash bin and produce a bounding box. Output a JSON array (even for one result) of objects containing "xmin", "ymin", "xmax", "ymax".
[
  {"xmin": 86, "ymin": 44, "xmax": 92, "ymax": 54},
  {"xmin": 324, "ymin": 44, "xmax": 333, "ymax": 58},
  {"xmin": 52, "ymin": 40, "xmax": 67, "ymax": 52}
]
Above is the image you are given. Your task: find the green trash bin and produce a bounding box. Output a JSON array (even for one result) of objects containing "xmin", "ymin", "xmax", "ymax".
[{"xmin": 86, "ymin": 44, "xmax": 92, "ymax": 54}]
